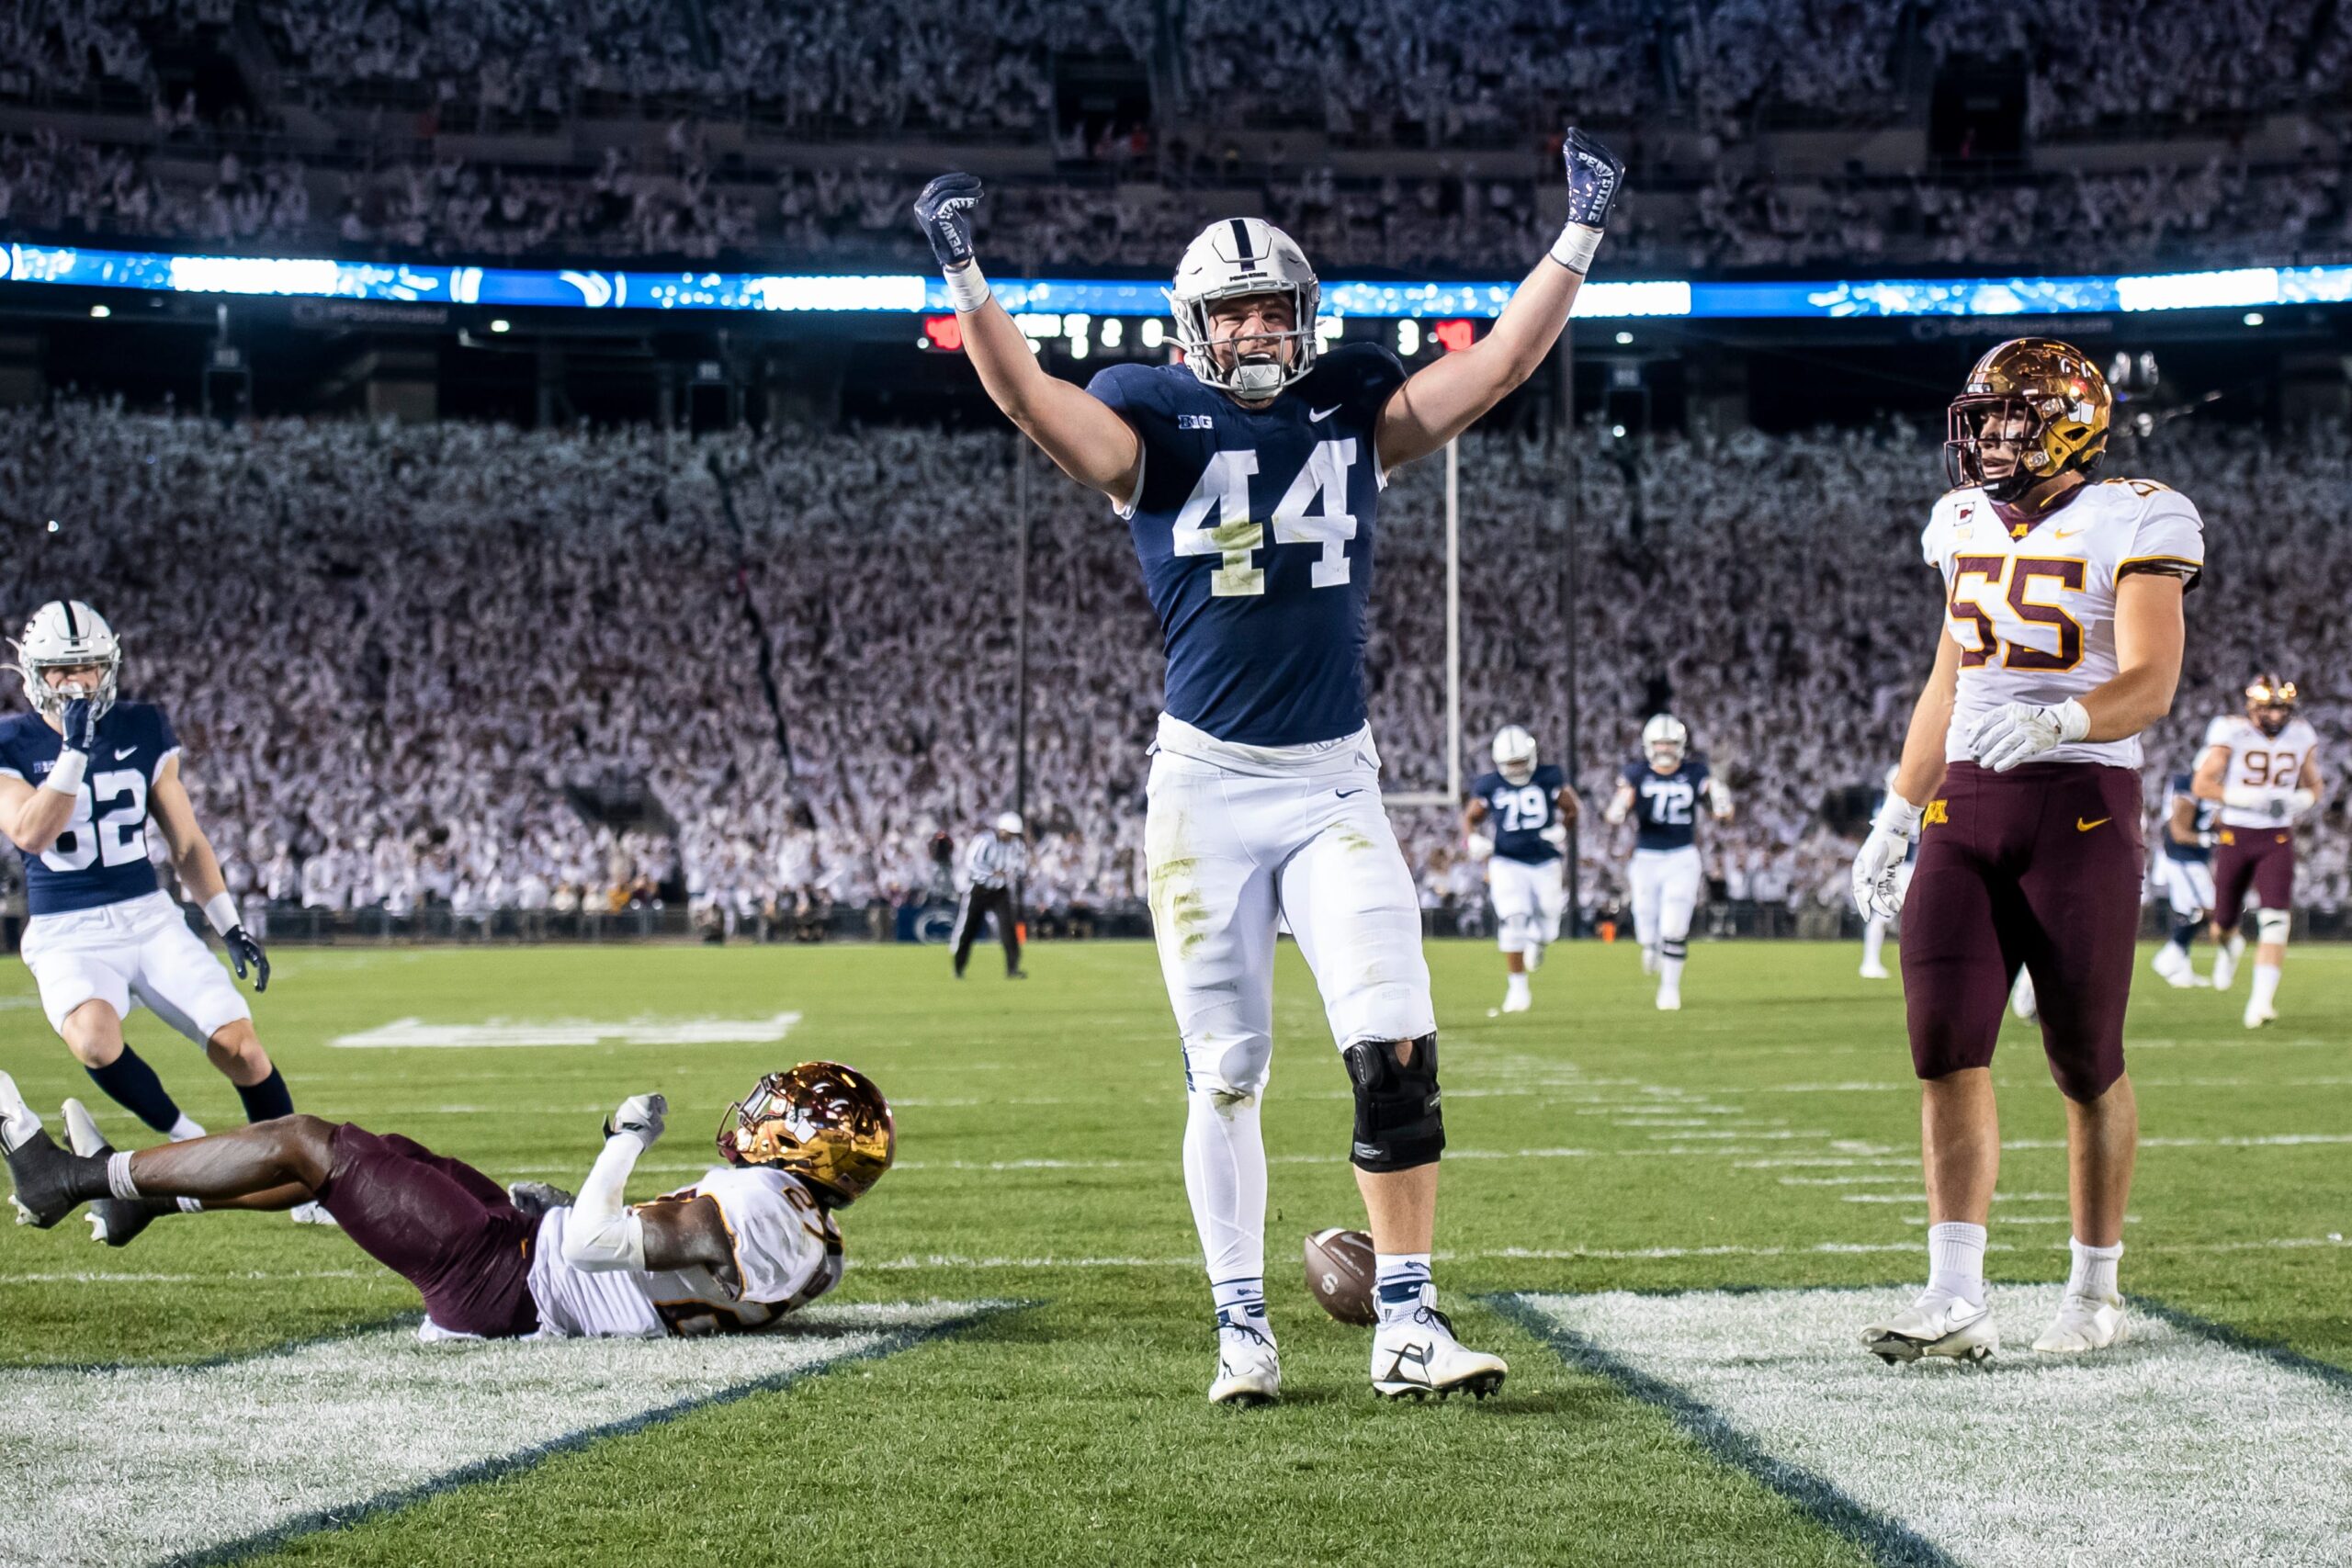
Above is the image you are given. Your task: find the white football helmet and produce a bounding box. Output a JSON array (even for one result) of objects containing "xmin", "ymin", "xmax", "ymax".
[
  {"xmin": 1167, "ymin": 218, "xmax": 1320, "ymax": 401},
  {"xmin": 1642, "ymin": 714, "xmax": 1689, "ymax": 772},
  {"xmin": 1492, "ymin": 725, "xmax": 1538, "ymax": 786},
  {"xmin": 994, "ymin": 811, "xmax": 1024, "ymax": 836},
  {"xmin": 12, "ymin": 600, "xmax": 120, "ymax": 721}
]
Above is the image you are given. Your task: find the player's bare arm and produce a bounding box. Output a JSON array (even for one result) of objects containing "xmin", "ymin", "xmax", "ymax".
[
  {"xmin": 1375, "ymin": 131, "xmax": 1622, "ymax": 471},
  {"xmin": 2293, "ymin": 751, "xmax": 2324, "ymax": 818},
  {"xmin": 2075, "ymin": 573, "xmax": 2186, "ymax": 741},
  {"xmin": 1602, "ymin": 781, "xmax": 1634, "ymax": 826},
  {"xmin": 1555, "ymin": 785, "xmax": 1582, "ymax": 827},
  {"xmin": 2191, "ymin": 740, "xmax": 2230, "ymax": 802},
  {"xmin": 2167, "ymin": 789, "xmax": 2204, "ymax": 847},
  {"xmin": 0, "ymin": 683, "xmax": 103, "ymax": 853},
  {"xmin": 1853, "ymin": 627, "xmax": 1961, "ymax": 921},
  {"xmin": 149, "ymin": 753, "xmax": 269, "ymax": 991},
  {"xmin": 911, "ymin": 175, "xmax": 1141, "ymax": 502},
  {"xmin": 0, "ymin": 771, "xmax": 69, "ymax": 854}
]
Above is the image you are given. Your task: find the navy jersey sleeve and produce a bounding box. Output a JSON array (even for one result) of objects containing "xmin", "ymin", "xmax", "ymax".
[
  {"xmin": 1468, "ymin": 771, "xmax": 1502, "ymax": 807},
  {"xmin": 1535, "ymin": 763, "xmax": 1566, "ymax": 795},
  {"xmin": 1620, "ymin": 761, "xmax": 1645, "ymax": 789},
  {"xmin": 144, "ymin": 705, "xmax": 180, "ymax": 778},
  {"xmin": 1086, "ymin": 362, "xmax": 1171, "ymax": 424},
  {"xmin": 0, "ymin": 716, "xmax": 31, "ymax": 781},
  {"xmin": 1690, "ymin": 758, "xmax": 1713, "ymax": 788}
]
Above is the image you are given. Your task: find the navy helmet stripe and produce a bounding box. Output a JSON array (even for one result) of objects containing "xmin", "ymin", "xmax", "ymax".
[
  {"xmin": 1228, "ymin": 219, "xmax": 1254, "ymax": 262},
  {"xmin": 60, "ymin": 602, "xmax": 78, "ymax": 637}
]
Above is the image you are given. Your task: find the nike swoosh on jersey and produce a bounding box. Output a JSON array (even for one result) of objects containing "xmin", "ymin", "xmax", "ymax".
[
  {"xmin": 2077, "ymin": 817, "xmax": 2111, "ymax": 832},
  {"xmin": 2053, "ymin": 526, "xmax": 2087, "ymax": 539},
  {"xmin": 1308, "ymin": 406, "xmax": 1340, "ymax": 422},
  {"xmin": 114, "ymin": 747, "xmax": 136, "ymax": 760},
  {"xmin": 1336, "ymin": 788, "xmax": 1364, "ymax": 798}
]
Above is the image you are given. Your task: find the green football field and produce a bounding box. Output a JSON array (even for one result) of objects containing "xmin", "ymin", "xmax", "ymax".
[{"xmin": 3, "ymin": 939, "xmax": 2348, "ymax": 1568}]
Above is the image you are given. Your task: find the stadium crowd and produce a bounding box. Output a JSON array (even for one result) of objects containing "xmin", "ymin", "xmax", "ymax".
[{"xmin": 1, "ymin": 400, "xmax": 2342, "ymax": 931}]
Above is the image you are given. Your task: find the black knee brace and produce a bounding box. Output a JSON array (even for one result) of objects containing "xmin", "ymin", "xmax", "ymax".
[
  {"xmin": 1344, "ymin": 1033, "xmax": 1443, "ymax": 1173},
  {"xmin": 1661, "ymin": 938, "xmax": 1688, "ymax": 960}
]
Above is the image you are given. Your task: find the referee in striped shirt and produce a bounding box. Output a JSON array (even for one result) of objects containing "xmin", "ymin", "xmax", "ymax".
[{"xmin": 952, "ymin": 812, "xmax": 1027, "ymax": 979}]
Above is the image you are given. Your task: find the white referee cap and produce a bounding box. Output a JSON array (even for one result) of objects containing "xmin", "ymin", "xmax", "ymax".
[{"xmin": 994, "ymin": 812, "xmax": 1024, "ymax": 835}]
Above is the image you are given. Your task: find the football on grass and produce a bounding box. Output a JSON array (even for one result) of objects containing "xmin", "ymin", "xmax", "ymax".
[{"xmin": 1303, "ymin": 1227, "xmax": 1377, "ymax": 1325}]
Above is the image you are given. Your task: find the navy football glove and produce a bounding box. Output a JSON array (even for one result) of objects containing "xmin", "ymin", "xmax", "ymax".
[
  {"xmin": 60, "ymin": 697, "xmax": 100, "ymax": 756},
  {"xmin": 1562, "ymin": 129, "xmax": 1624, "ymax": 231},
  {"xmin": 224, "ymin": 925, "xmax": 270, "ymax": 992},
  {"xmin": 913, "ymin": 173, "xmax": 983, "ymax": 269}
]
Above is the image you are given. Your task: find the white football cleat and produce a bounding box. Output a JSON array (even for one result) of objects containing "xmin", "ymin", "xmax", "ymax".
[
  {"xmin": 2211, "ymin": 942, "xmax": 2240, "ymax": 991},
  {"xmin": 1640, "ymin": 945, "xmax": 1660, "ymax": 976},
  {"xmin": 1499, "ymin": 989, "xmax": 1532, "ymax": 1014},
  {"xmin": 1524, "ymin": 940, "xmax": 1547, "ymax": 974},
  {"xmin": 288, "ymin": 1201, "xmax": 340, "ymax": 1226},
  {"xmin": 1859, "ymin": 960, "xmax": 1890, "ymax": 980},
  {"xmin": 1655, "ymin": 981, "xmax": 1681, "ymax": 1011},
  {"xmin": 2032, "ymin": 1292, "xmax": 2126, "ymax": 1354},
  {"xmin": 2150, "ymin": 945, "xmax": 2208, "ymax": 988},
  {"xmin": 1207, "ymin": 1317, "xmax": 1280, "ymax": 1407},
  {"xmin": 1370, "ymin": 1306, "xmax": 1507, "ymax": 1400},
  {"xmin": 2244, "ymin": 998, "xmax": 2278, "ymax": 1030},
  {"xmin": 1860, "ymin": 1291, "xmax": 1999, "ymax": 1365},
  {"xmin": 2009, "ymin": 970, "xmax": 2039, "ymax": 1023}
]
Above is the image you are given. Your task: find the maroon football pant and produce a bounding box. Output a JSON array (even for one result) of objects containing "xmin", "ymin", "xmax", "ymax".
[
  {"xmin": 1901, "ymin": 761, "xmax": 2144, "ymax": 1103},
  {"xmin": 2212, "ymin": 826, "xmax": 2295, "ymax": 918},
  {"xmin": 315, "ymin": 1123, "xmax": 539, "ymax": 1337}
]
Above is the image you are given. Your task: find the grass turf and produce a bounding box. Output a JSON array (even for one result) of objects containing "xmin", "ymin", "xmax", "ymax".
[{"xmin": 1, "ymin": 938, "xmax": 2346, "ymax": 1565}]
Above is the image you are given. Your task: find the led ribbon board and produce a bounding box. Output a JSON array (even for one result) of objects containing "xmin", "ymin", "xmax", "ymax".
[{"xmin": 6, "ymin": 243, "xmax": 2349, "ymax": 320}]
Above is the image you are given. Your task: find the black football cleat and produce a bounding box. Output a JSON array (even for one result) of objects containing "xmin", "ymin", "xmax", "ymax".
[
  {"xmin": 62, "ymin": 1100, "xmax": 162, "ymax": 1248},
  {"xmin": 0, "ymin": 1072, "xmax": 98, "ymax": 1230}
]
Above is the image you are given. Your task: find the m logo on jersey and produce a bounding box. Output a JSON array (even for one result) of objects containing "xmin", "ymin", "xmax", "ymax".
[{"xmin": 1924, "ymin": 799, "xmax": 1950, "ymax": 827}]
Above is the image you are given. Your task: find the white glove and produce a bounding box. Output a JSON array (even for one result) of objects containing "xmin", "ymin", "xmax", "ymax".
[
  {"xmin": 1464, "ymin": 833, "xmax": 1495, "ymax": 863},
  {"xmin": 603, "ymin": 1092, "xmax": 666, "ymax": 1145},
  {"xmin": 2290, "ymin": 787, "xmax": 2318, "ymax": 821},
  {"xmin": 1603, "ymin": 796, "xmax": 1629, "ymax": 828},
  {"xmin": 2222, "ymin": 784, "xmax": 2267, "ymax": 812},
  {"xmin": 1966, "ymin": 699, "xmax": 2088, "ymax": 773},
  {"xmin": 1539, "ymin": 823, "xmax": 1569, "ymax": 849},
  {"xmin": 1851, "ymin": 795, "xmax": 1924, "ymax": 922}
]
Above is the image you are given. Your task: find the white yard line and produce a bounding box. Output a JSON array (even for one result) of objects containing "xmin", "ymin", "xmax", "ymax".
[
  {"xmin": 0, "ymin": 1301, "xmax": 996, "ymax": 1568},
  {"xmin": 1508, "ymin": 1285, "xmax": 2352, "ymax": 1568}
]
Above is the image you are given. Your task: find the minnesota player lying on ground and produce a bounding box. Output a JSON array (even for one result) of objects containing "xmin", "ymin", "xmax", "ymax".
[{"xmin": 0, "ymin": 1063, "xmax": 893, "ymax": 1339}]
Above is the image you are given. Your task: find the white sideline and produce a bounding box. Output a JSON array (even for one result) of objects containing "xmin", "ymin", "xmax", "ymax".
[
  {"xmin": 0, "ymin": 1300, "xmax": 990, "ymax": 1568},
  {"xmin": 1511, "ymin": 1286, "xmax": 2352, "ymax": 1568}
]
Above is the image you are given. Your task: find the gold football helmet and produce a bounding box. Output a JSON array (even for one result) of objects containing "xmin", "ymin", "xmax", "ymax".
[
  {"xmin": 717, "ymin": 1062, "xmax": 894, "ymax": 1206},
  {"xmin": 1944, "ymin": 338, "xmax": 2112, "ymax": 502},
  {"xmin": 2246, "ymin": 671, "xmax": 2299, "ymax": 736}
]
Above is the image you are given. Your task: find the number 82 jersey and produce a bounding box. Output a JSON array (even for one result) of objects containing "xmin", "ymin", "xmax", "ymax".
[
  {"xmin": 1089, "ymin": 343, "xmax": 1408, "ymax": 749},
  {"xmin": 0, "ymin": 702, "xmax": 177, "ymax": 915},
  {"xmin": 1924, "ymin": 478, "xmax": 2204, "ymax": 771}
]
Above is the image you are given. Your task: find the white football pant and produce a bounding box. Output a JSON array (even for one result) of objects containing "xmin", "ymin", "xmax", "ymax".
[
  {"xmin": 20, "ymin": 890, "xmax": 252, "ymax": 1041},
  {"xmin": 2155, "ymin": 855, "xmax": 2214, "ymax": 923},
  {"xmin": 1147, "ymin": 740, "xmax": 1436, "ymax": 1290},
  {"xmin": 1487, "ymin": 853, "xmax": 1567, "ymax": 955},
  {"xmin": 1629, "ymin": 846, "xmax": 1702, "ymax": 953}
]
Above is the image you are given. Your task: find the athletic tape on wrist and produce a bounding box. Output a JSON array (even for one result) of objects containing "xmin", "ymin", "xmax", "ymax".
[
  {"xmin": 1550, "ymin": 223, "xmax": 1602, "ymax": 275},
  {"xmin": 204, "ymin": 892, "xmax": 240, "ymax": 937},
  {"xmin": 944, "ymin": 261, "xmax": 990, "ymax": 313},
  {"xmin": 43, "ymin": 749, "xmax": 87, "ymax": 795}
]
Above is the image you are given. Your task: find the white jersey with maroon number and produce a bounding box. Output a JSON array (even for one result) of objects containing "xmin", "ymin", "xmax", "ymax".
[
  {"xmin": 1922, "ymin": 477, "xmax": 2204, "ymax": 770},
  {"xmin": 2202, "ymin": 714, "xmax": 2321, "ymax": 829},
  {"xmin": 525, "ymin": 1166, "xmax": 843, "ymax": 1339}
]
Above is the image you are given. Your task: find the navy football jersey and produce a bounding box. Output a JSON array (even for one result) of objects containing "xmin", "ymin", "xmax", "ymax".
[
  {"xmin": 2163, "ymin": 770, "xmax": 2216, "ymax": 863},
  {"xmin": 0, "ymin": 702, "xmax": 177, "ymax": 915},
  {"xmin": 1471, "ymin": 765, "xmax": 1566, "ymax": 863},
  {"xmin": 1623, "ymin": 756, "xmax": 1712, "ymax": 852},
  {"xmin": 1088, "ymin": 342, "xmax": 1408, "ymax": 747}
]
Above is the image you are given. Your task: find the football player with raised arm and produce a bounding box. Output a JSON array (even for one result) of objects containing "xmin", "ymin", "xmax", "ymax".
[
  {"xmin": 913, "ymin": 130, "xmax": 1623, "ymax": 1404},
  {"xmin": 1601, "ymin": 714, "xmax": 1732, "ymax": 1011},
  {"xmin": 2194, "ymin": 673, "xmax": 2324, "ymax": 1027},
  {"xmin": 1463, "ymin": 726, "xmax": 1580, "ymax": 1015},
  {"xmin": 1851, "ymin": 341, "xmax": 2202, "ymax": 1363},
  {"xmin": 0, "ymin": 604, "xmax": 302, "ymax": 1185},
  {"xmin": 0, "ymin": 1063, "xmax": 889, "ymax": 1340}
]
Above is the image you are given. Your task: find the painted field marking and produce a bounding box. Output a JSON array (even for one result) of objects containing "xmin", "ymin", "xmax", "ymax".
[
  {"xmin": 0, "ymin": 1300, "xmax": 1000, "ymax": 1568},
  {"xmin": 328, "ymin": 1012, "xmax": 800, "ymax": 1049},
  {"xmin": 1502, "ymin": 1286, "xmax": 2352, "ymax": 1568}
]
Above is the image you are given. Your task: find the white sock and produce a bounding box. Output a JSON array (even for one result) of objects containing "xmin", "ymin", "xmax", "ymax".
[
  {"xmin": 1182, "ymin": 1090, "xmax": 1267, "ymax": 1306},
  {"xmin": 1861, "ymin": 919, "xmax": 1888, "ymax": 967},
  {"xmin": 1505, "ymin": 971, "xmax": 1531, "ymax": 1001},
  {"xmin": 105, "ymin": 1150, "xmax": 141, "ymax": 1201},
  {"xmin": 2066, "ymin": 1237, "xmax": 2122, "ymax": 1301},
  {"xmin": 2251, "ymin": 962, "xmax": 2283, "ymax": 1011},
  {"xmin": 168, "ymin": 1113, "xmax": 206, "ymax": 1142},
  {"xmin": 1210, "ymin": 1274, "xmax": 1270, "ymax": 1337},
  {"xmin": 1926, "ymin": 1220, "xmax": 1986, "ymax": 1308},
  {"xmin": 2227, "ymin": 931, "xmax": 2247, "ymax": 957},
  {"xmin": 1660, "ymin": 953, "xmax": 1687, "ymax": 988},
  {"xmin": 1373, "ymin": 1252, "xmax": 1434, "ymax": 1325}
]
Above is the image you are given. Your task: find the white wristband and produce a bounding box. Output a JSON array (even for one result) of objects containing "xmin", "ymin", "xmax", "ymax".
[
  {"xmin": 944, "ymin": 260, "xmax": 990, "ymax": 314},
  {"xmin": 204, "ymin": 892, "xmax": 240, "ymax": 936},
  {"xmin": 42, "ymin": 750, "xmax": 87, "ymax": 795},
  {"xmin": 2052, "ymin": 698, "xmax": 2091, "ymax": 743},
  {"xmin": 1550, "ymin": 222, "xmax": 1603, "ymax": 275}
]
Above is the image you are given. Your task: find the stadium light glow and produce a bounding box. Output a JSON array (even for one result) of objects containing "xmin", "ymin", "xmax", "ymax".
[
  {"xmin": 8, "ymin": 243, "xmax": 2351, "ymax": 322},
  {"xmin": 1140, "ymin": 318, "xmax": 1165, "ymax": 347},
  {"xmin": 1430, "ymin": 320, "xmax": 1475, "ymax": 353},
  {"xmin": 1397, "ymin": 320, "xmax": 1421, "ymax": 355}
]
